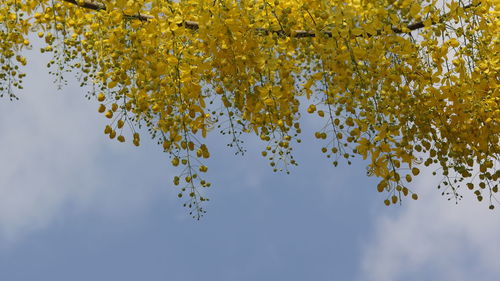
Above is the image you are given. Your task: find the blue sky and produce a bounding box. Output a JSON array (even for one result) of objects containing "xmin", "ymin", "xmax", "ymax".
[{"xmin": 0, "ymin": 43, "xmax": 499, "ymax": 281}]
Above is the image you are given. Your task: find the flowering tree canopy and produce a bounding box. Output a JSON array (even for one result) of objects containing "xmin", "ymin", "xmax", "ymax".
[{"xmin": 1, "ymin": 0, "xmax": 498, "ymax": 218}]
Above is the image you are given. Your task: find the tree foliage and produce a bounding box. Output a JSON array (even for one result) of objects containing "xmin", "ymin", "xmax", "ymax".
[{"xmin": 1, "ymin": 0, "xmax": 498, "ymax": 218}]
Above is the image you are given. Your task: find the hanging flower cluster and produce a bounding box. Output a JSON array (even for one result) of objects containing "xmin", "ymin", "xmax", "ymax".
[{"xmin": 1, "ymin": 0, "xmax": 498, "ymax": 218}]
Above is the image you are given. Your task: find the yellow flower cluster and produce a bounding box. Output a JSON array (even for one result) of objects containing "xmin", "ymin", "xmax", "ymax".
[{"xmin": 1, "ymin": 0, "xmax": 498, "ymax": 217}]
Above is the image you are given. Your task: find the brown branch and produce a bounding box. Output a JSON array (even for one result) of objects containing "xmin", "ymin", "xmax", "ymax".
[
  {"xmin": 391, "ymin": 4, "xmax": 473, "ymax": 34},
  {"xmin": 63, "ymin": 0, "xmax": 105, "ymax": 11},
  {"xmin": 61, "ymin": 0, "xmax": 473, "ymax": 37},
  {"xmin": 62, "ymin": 0, "xmax": 200, "ymax": 27}
]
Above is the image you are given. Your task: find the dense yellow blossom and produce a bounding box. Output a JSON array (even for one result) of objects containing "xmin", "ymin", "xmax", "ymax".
[{"xmin": 1, "ymin": 0, "xmax": 498, "ymax": 218}]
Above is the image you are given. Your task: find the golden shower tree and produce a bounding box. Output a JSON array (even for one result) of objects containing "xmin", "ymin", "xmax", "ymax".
[{"xmin": 0, "ymin": 0, "xmax": 498, "ymax": 218}]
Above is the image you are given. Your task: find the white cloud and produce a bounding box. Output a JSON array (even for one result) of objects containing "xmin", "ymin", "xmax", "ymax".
[
  {"xmin": 360, "ymin": 172, "xmax": 500, "ymax": 281},
  {"xmin": 0, "ymin": 84, "xmax": 94, "ymax": 240},
  {"xmin": 0, "ymin": 56, "xmax": 171, "ymax": 243}
]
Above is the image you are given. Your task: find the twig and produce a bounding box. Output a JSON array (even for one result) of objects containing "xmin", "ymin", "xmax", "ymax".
[{"xmin": 61, "ymin": 0, "xmax": 474, "ymax": 37}]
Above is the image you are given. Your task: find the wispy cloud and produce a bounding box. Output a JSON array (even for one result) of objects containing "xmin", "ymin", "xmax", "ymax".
[
  {"xmin": 0, "ymin": 83, "xmax": 98, "ymax": 240},
  {"xmin": 360, "ymin": 173, "xmax": 500, "ymax": 281},
  {"xmin": 0, "ymin": 64, "xmax": 173, "ymax": 243}
]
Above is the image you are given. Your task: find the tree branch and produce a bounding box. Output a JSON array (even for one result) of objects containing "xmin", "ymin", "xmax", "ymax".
[
  {"xmin": 61, "ymin": 0, "xmax": 473, "ymax": 37},
  {"xmin": 63, "ymin": 0, "xmax": 105, "ymax": 11}
]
